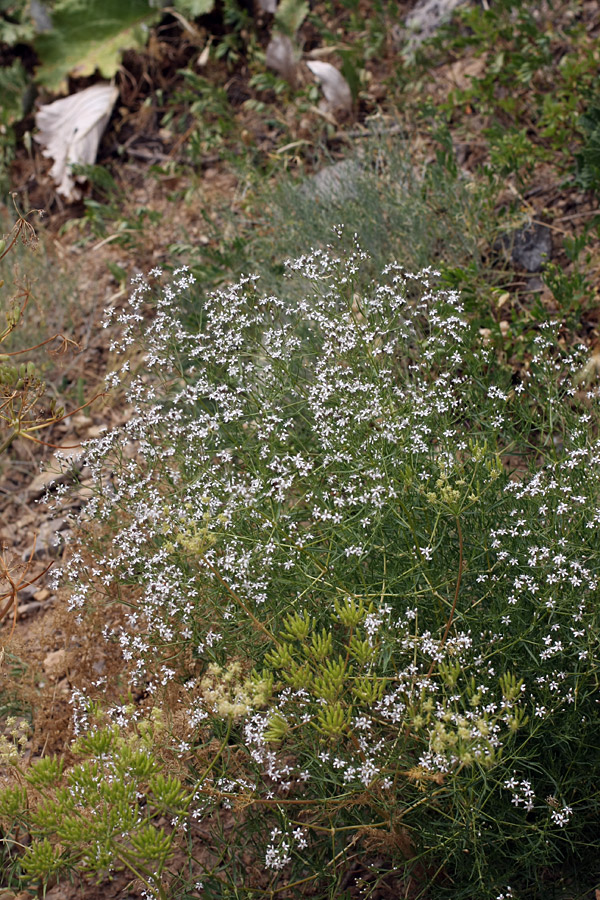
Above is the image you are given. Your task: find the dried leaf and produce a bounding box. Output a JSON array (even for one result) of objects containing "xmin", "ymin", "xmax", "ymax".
[
  {"xmin": 34, "ymin": 83, "xmax": 119, "ymax": 201},
  {"xmin": 266, "ymin": 32, "xmax": 299, "ymax": 85},
  {"xmin": 306, "ymin": 60, "xmax": 352, "ymax": 114},
  {"xmin": 197, "ymin": 41, "xmax": 211, "ymax": 67},
  {"xmin": 257, "ymin": 0, "xmax": 278, "ymax": 11}
]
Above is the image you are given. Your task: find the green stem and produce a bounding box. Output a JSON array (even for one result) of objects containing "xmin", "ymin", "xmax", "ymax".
[
  {"xmin": 0, "ymin": 429, "xmax": 18, "ymax": 456},
  {"xmin": 115, "ymin": 850, "xmax": 169, "ymax": 900}
]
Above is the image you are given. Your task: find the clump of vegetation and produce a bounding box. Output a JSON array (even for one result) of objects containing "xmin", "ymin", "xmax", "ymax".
[
  {"xmin": 4, "ymin": 2, "xmax": 600, "ymax": 899},
  {"xmin": 0, "ymin": 201, "xmax": 65, "ymax": 457},
  {"xmin": 0, "ymin": 707, "xmax": 193, "ymax": 898},
  {"xmin": 2, "ymin": 239, "xmax": 599, "ymax": 898},
  {"xmin": 0, "ymin": 200, "xmax": 101, "ymax": 639}
]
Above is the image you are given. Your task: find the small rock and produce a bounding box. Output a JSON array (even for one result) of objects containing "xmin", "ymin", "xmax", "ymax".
[
  {"xmin": 526, "ymin": 275, "xmax": 544, "ymax": 292},
  {"xmin": 44, "ymin": 886, "xmax": 71, "ymax": 900},
  {"xmin": 85, "ymin": 424, "xmax": 108, "ymax": 439},
  {"xmin": 17, "ymin": 600, "xmax": 43, "ymax": 618},
  {"xmin": 14, "ymin": 582, "xmax": 38, "ymax": 602},
  {"xmin": 75, "ymin": 482, "xmax": 95, "ymax": 501},
  {"xmin": 92, "ymin": 656, "xmax": 106, "ymax": 675},
  {"xmin": 71, "ymin": 413, "xmax": 93, "ymax": 432},
  {"xmin": 27, "ymin": 445, "xmax": 84, "ymax": 498},
  {"xmin": 43, "ymin": 648, "xmax": 67, "ymax": 678},
  {"xmin": 27, "ymin": 467, "xmax": 65, "ymax": 498},
  {"xmin": 497, "ymin": 224, "xmax": 552, "ymax": 272},
  {"xmin": 511, "ymin": 224, "xmax": 552, "ymax": 271},
  {"xmin": 23, "ymin": 517, "xmax": 68, "ymax": 560},
  {"xmin": 56, "ymin": 676, "xmax": 70, "ymax": 694},
  {"xmin": 33, "ymin": 587, "xmax": 51, "ymax": 602}
]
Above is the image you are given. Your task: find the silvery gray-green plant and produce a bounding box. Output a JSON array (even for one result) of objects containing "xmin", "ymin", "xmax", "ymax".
[{"xmin": 5, "ymin": 235, "xmax": 599, "ymax": 899}]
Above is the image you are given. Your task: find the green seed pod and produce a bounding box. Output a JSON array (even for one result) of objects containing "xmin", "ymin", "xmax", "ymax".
[{"xmin": 6, "ymin": 306, "xmax": 20, "ymax": 327}]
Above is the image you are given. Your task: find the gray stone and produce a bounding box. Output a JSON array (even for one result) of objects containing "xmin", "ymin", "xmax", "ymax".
[
  {"xmin": 500, "ymin": 224, "xmax": 552, "ymax": 272},
  {"xmin": 23, "ymin": 517, "xmax": 69, "ymax": 560}
]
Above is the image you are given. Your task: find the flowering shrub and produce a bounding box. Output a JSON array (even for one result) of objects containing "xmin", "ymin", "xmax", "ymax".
[{"xmin": 3, "ymin": 238, "xmax": 600, "ymax": 898}]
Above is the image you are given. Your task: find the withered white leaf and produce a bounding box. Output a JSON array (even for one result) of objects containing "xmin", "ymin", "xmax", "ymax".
[
  {"xmin": 257, "ymin": 0, "xmax": 278, "ymax": 10},
  {"xmin": 306, "ymin": 60, "xmax": 352, "ymax": 114},
  {"xmin": 265, "ymin": 32, "xmax": 299, "ymax": 85},
  {"xmin": 34, "ymin": 83, "xmax": 119, "ymax": 201}
]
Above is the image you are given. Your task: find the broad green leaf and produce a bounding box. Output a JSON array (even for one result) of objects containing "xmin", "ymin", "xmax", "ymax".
[
  {"xmin": 172, "ymin": 0, "xmax": 215, "ymax": 16},
  {"xmin": 34, "ymin": 0, "xmax": 161, "ymax": 91},
  {"xmin": 274, "ymin": 0, "xmax": 308, "ymax": 37}
]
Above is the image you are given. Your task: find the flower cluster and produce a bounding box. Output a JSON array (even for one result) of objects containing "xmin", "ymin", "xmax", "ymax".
[{"xmin": 37, "ymin": 241, "xmax": 600, "ymax": 897}]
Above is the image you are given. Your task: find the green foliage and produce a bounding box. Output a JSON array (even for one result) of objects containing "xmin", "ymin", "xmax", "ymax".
[
  {"xmin": 161, "ymin": 71, "xmax": 237, "ymax": 161},
  {"xmin": 485, "ymin": 125, "xmax": 548, "ymax": 187},
  {"xmin": 20, "ymin": 838, "xmax": 65, "ymax": 880},
  {"xmin": 0, "ymin": 0, "xmax": 36, "ymax": 44},
  {"xmin": 542, "ymin": 259, "xmax": 594, "ymax": 325},
  {"xmin": 212, "ymin": 135, "xmax": 503, "ymax": 318},
  {"xmin": 274, "ymin": 0, "xmax": 309, "ymax": 37},
  {"xmin": 19, "ymin": 240, "xmax": 596, "ymax": 898},
  {"xmin": 64, "ymin": 162, "xmax": 163, "ymax": 249},
  {"xmin": 5, "ymin": 3, "xmax": 600, "ymax": 899},
  {"xmin": 0, "ymin": 783, "xmax": 27, "ymax": 819},
  {"xmin": 173, "ymin": 0, "xmax": 214, "ymax": 16},
  {"xmin": 24, "ymin": 755, "xmax": 64, "ymax": 789},
  {"xmin": 421, "ymin": 0, "xmax": 600, "ymax": 192},
  {"xmin": 0, "ymin": 712, "xmax": 190, "ymax": 898},
  {"xmin": 0, "ymin": 60, "xmax": 29, "ymax": 194},
  {"xmin": 33, "ymin": 0, "xmax": 162, "ymax": 91},
  {"xmin": 574, "ymin": 102, "xmax": 600, "ymax": 193},
  {"xmin": 0, "ymin": 206, "xmax": 58, "ymax": 457},
  {"xmin": 0, "ymin": 59, "xmax": 28, "ymax": 131}
]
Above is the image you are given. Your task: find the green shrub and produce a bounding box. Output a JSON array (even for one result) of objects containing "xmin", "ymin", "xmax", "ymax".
[
  {"xmin": 0, "ymin": 708, "xmax": 192, "ymax": 898},
  {"xmin": 7, "ymin": 241, "xmax": 600, "ymax": 898}
]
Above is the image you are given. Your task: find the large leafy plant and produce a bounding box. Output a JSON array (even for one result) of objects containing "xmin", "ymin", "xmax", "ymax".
[
  {"xmin": 33, "ymin": 0, "xmax": 165, "ymax": 91},
  {"xmin": 1, "ymin": 0, "xmax": 219, "ymax": 92}
]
